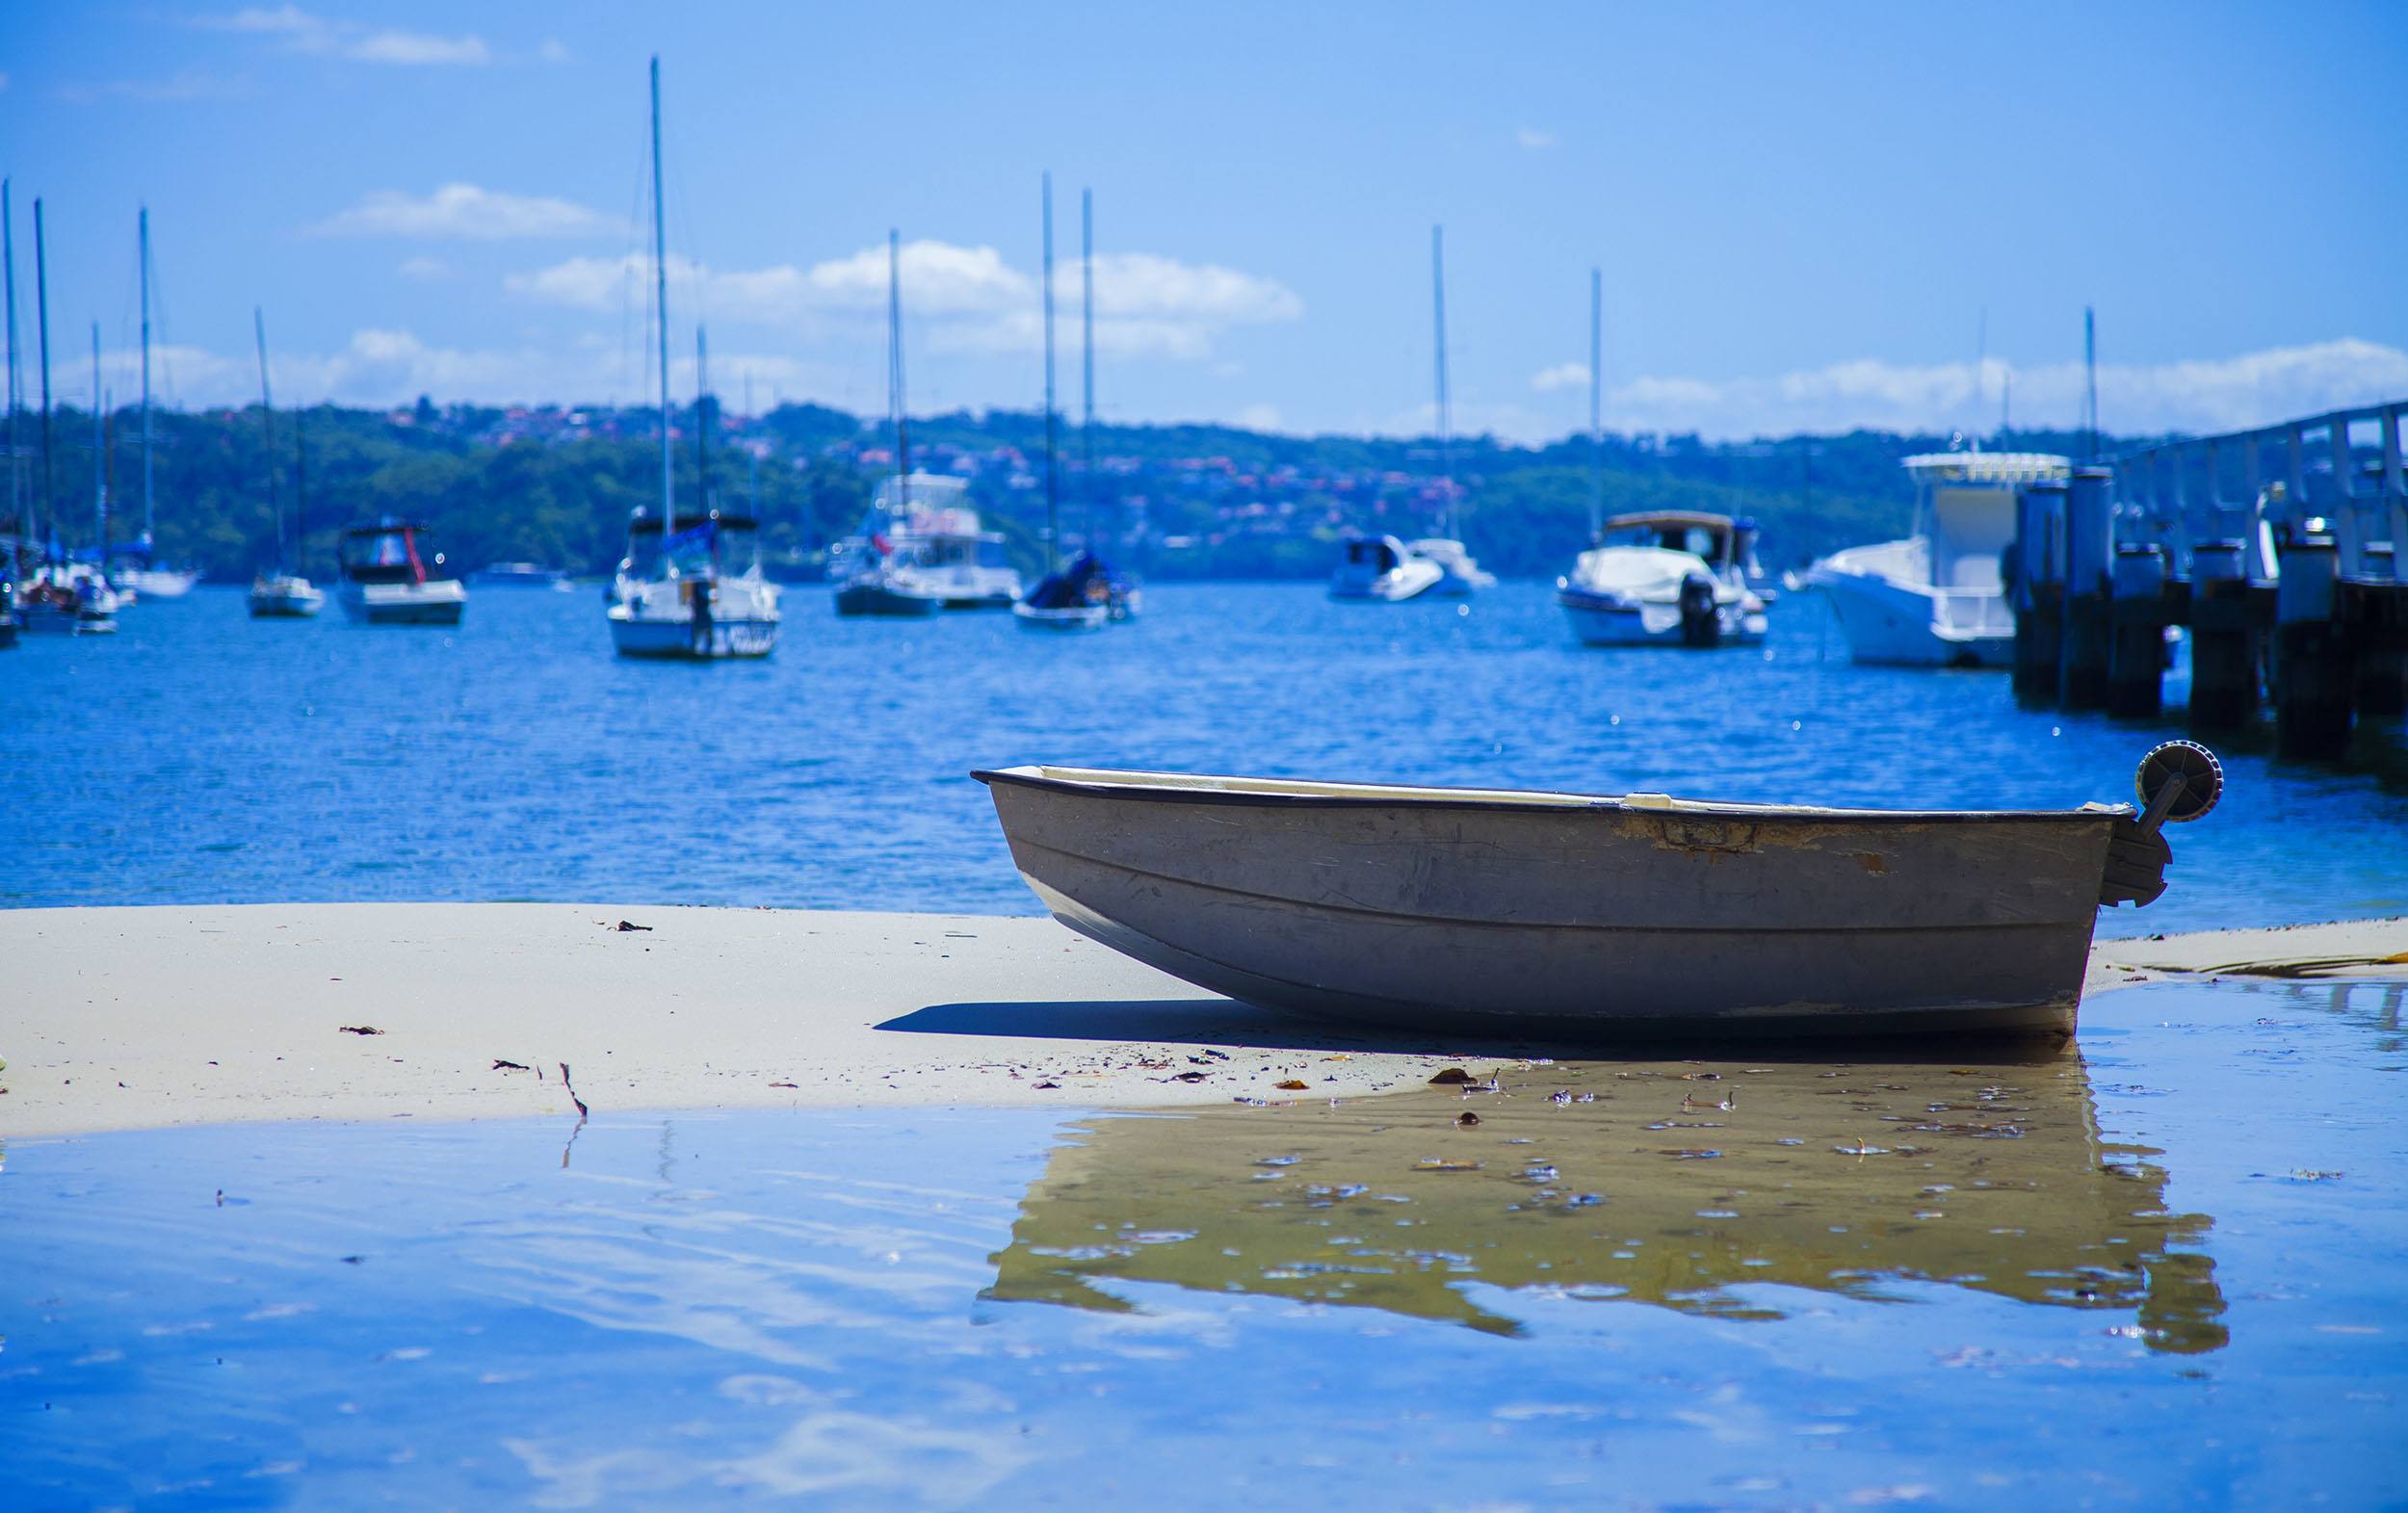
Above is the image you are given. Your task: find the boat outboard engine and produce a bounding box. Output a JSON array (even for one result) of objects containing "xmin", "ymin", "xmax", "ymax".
[{"xmin": 1678, "ymin": 570, "xmax": 1721, "ymax": 647}]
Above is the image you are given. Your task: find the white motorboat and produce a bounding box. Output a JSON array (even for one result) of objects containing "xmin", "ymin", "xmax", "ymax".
[
  {"xmin": 1557, "ymin": 510, "xmax": 1770, "ymax": 647},
  {"xmin": 975, "ymin": 742, "xmax": 2221, "ymax": 1040},
  {"xmin": 607, "ymin": 507, "xmax": 780, "ymax": 659},
  {"xmin": 836, "ymin": 474, "xmax": 1021, "ymax": 614},
  {"xmin": 248, "ymin": 571, "xmax": 323, "ymax": 618},
  {"xmin": 1330, "ymin": 533, "xmax": 1446, "ymax": 601},
  {"xmin": 337, "ymin": 518, "xmax": 466, "ymax": 624},
  {"xmin": 1807, "ymin": 451, "xmax": 2068, "ymax": 668}
]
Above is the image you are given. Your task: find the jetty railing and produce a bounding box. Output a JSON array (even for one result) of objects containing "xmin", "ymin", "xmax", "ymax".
[{"xmin": 2009, "ymin": 399, "xmax": 2408, "ymax": 757}]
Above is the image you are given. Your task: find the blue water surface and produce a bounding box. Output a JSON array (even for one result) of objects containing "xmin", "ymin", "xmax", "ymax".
[
  {"xmin": 3, "ymin": 582, "xmax": 2404, "ymax": 934},
  {"xmin": 3, "ymin": 977, "xmax": 2403, "ymax": 1510}
]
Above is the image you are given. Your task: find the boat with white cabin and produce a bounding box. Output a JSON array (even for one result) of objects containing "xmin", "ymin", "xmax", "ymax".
[
  {"xmin": 1557, "ymin": 510, "xmax": 1770, "ymax": 647},
  {"xmin": 1330, "ymin": 533, "xmax": 1446, "ymax": 601},
  {"xmin": 337, "ymin": 518, "xmax": 465, "ymax": 624},
  {"xmin": 1806, "ymin": 450, "xmax": 2068, "ymax": 668},
  {"xmin": 836, "ymin": 473, "xmax": 1020, "ymax": 614},
  {"xmin": 601, "ymin": 58, "xmax": 780, "ymax": 661},
  {"xmin": 608, "ymin": 506, "xmax": 780, "ymax": 658},
  {"xmin": 975, "ymin": 742, "xmax": 2222, "ymax": 1041}
]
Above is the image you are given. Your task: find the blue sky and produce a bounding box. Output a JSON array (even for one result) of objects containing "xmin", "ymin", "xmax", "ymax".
[{"xmin": 3, "ymin": 1, "xmax": 2403, "ymax": 440}]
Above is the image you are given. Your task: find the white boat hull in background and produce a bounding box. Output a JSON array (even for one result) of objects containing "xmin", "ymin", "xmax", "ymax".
[
  {"xmin": 1013, "ymin": 601, "xmax": 1111, "ymax": 631},
  {"xmin": 1808, "ymin": 544, "xmax": 2013, "ymax": 668},
  {"xmin": 607, "ymin": 577, "xmax": 780, "ymax": 659},
  {"xmin": 123, "ymin": 568, "xmax": 201, "ymax": 599},
  {"xmin": 339, "ymin": 579, "xmax": 467, "ymax": 625},
  {"xmin": 1559, "ymin": 592, "xmax": 1767, "ymax": 647},
  {"xmin": 249, "ymin": 576, "xmax": 326, "ymax": 618}
]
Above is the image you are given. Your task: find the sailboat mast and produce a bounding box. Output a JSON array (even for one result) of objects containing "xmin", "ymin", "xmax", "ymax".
[
  {"xmin": 695, "ymin": 324, "xmax": 711, "ymax": 512},
  {"xmin": 36, "ymin": 196, "xmax": 52, "ymax": 554},
  {"xmin": 887, "ymin": 229, "xmax": 908, "ymax": 484},
  {"xmin": 649, "ymin": 56, "xmax": 673, "ymax": 545},
  {"xmin": 254, "ymin": 307, "xmax": 280, "ymax": 565},
  {"xmin": 1040, "ymin": 171, "xmax": 1058, "ymax": 574},
  {"xmin": 91, "ymin": 325, "xmax": 104, "ymax": 555},
  {"xmin": 140, "ymin": 206, "xmax": 153, "ymax": 542},
  {"xmin": 294, "ymin": 404, "xmax": 306, "ymax": 579},
  {"xmin": 1081, "ymin": 187, "xmax": 1095, "ymax": 552},
  {"xmin": 744, "ymin": 372, "xmax": 757, "ymax": 516},
  {"xmin": 4, "ymin": 179, "xmax": 18, "ymax": 545},
  {"xmin": 1431, "ymin": 223, "xmax": 1451, "ymax": 540},
  {"xmin": 2082, "ymin": 305, "xmax": 2099, "ymax": 462},
  {"xmin": 1587, "ymin": 266, "xmax": 1603, "ymax": 543}
]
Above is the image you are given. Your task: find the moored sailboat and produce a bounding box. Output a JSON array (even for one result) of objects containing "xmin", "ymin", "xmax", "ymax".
[
  {"xmin": 604, "ymin": 57, "xmax": 778, "ymax": 659},
  {"xmin": 116, "ymin": 209, "xmax": 199, "ymax": 600},
  {"xmin": 247, "ymin": 309, "xmax": 324, "ymax": 618},
  {"xmin": 1017, "ymin": 184, "xmax": 1139, "ymax": 631}
]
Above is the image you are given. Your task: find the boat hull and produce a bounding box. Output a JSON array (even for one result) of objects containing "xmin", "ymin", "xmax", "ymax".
[
  {"xmin": 339, "ymin": 581, "xmax": 466, "ymax": 625},
  {"xmin": 1809, "ymin": 561, "xmax": 2012, "ymax": 668},
  {"xmin": 608, "ymin": 611, "xmax": 778, "ymax": 659},
  {"xmin": 1558, "ymin": 590, "xmax": 1767, "ymax": 647},
  {"xmin": 248, "ymin": 591, "xmax": 324, "ymax": 618},
  {"xmin": 978, "ymin": 769, "xmax": 2119, "ymax": 1040},
  {"xmin": 1013, "ymin": 602, "xmax": 1110, "ymax": 631},
  {"xmin": 123, "ymin": 569, "xmax": 200, "ymax": 599},
  {"xmin": 836, "ymin": 580, "xmax": 944, "ymax": 616}
]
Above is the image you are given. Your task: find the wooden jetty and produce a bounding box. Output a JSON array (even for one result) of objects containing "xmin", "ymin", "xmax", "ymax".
[{"xmin": 2009, "ymin": 399, "xmax": 2408, "ymax": 758}]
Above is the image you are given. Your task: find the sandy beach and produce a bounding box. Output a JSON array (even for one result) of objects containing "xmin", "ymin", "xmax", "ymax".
[{"xmin": 5, "ymin": 903, "xmax": 2404, "ymax": 1138}]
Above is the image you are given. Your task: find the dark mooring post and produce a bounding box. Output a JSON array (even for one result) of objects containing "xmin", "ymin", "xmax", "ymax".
[
  {"xmin": 2058, "ymin": 464, "xmax": 2114, "ymax": 710},
  {"xmin": 2273, "ymin": 525, "xmax": 2354, "ymax": 758},
  {"xmin": 2186, "ymin": 538, "xmax": 2262, "ymax": 728},
  {"xmin": 2108, "ymin": 540, "xmax": 2168, "ymax": 717},
  {"xmin": 2012, "ymin": 478, "xmax": 2066, "ymax": 705},
  {"xmin": 2343, "ymin": 566, "xmax": 2407, "ymax": 719}
]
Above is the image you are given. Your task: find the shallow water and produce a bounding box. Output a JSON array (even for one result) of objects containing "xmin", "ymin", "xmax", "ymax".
[
  {"xmin": 4, "ymin": 978, "xmax": 2402, "ymax": 1510},
  {"xmin": 4, "ymin": 583, "xmax": 2405, "ymax": 935}
]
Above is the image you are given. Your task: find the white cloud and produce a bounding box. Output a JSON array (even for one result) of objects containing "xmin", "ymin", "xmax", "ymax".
[
  {"xmin": 1515, "ymin": 127, "xmax": 1558, "ymax": 151},
  {"xmin": 348, "ymin": 29, "xmax": 489, "ymax": 65},
  {"xmin": 396, "ymin": 256, "xmax": 454, "ymax": 280},
  {"xmin": 315, "ymin": 183, "xmax": 609, "ymax": 240},
  {"xmin": 508, "ymin": 239, "xmax": 1303, "ymax": 361},
  {"xmin": 1235, "ymin": 404, "xmax": 1283, "ymax": 431},
  {"xmin": 196, "ymin": 6, "xmax": 489, "ymax": 66},
  {"xmin": 1530, "ymin": 361, "xmax": 1590, "ymax": 393},
  {"xmin": 537, "ymin": 38, "xmax": 572, "ymax": 65},
  {"xmin": 1592, "ymin": 339, "xmax": 2408, "ymax": 439}
]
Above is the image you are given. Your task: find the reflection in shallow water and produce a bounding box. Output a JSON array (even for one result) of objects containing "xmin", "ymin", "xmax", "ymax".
[{"xmin": 989, "ymin": 1050, "xmax": 2229, "ymax": 1350}]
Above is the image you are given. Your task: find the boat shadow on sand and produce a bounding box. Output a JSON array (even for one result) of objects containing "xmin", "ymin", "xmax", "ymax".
[{"xmin": 881, "ymin": 996, "xmax": 2081, "ymax": 1064}]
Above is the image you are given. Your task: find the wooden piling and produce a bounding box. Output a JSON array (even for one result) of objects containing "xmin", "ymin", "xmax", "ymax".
[
  {"xmin": 2058, "ymin": 466, "xmax": 2114, "ymax": 710},
  {"xmin": 2107, "ymin": 543, "xmax": 2168, "ymax": 717},
  {"xmin": 2186, "ymin": 541, "xmax": 2261, "ymax": 729},
  {"xmin": 2274, "ymin": 534, "xmax": 2354, "ymax": 758},
  {"xmin": 2012, "ymin": 479, "xmax": 2066, "ymax": 705}
]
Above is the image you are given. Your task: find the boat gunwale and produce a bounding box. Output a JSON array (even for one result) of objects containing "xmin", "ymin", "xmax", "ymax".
[{"xmin": 972, "ymin": 766, "xmax": 2132, "ymax": 825}]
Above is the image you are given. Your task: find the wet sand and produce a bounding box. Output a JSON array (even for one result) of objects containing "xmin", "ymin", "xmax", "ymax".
[{"xmin": 4, "ymin": 903, "xmax": 2402, "ymax": 1137}]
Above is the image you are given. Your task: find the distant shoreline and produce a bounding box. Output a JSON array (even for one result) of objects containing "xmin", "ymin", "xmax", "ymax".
[{"xmin": 4, "ymin": 904, "xmax": 2401, "ymax": 1140}]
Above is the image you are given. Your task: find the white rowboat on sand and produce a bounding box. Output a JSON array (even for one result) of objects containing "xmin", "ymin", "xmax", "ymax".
[{"xmin": 975, "ymin": 743, "xmax": 2219, "ymax": 1041}]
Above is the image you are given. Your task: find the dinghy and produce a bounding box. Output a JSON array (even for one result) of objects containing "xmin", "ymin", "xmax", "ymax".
[{"xmin": 974, "ymin": 742, "xmax": 2220, "ymax": 1040}]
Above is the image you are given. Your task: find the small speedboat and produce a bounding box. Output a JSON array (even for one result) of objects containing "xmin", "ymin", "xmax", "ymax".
[
  {"xmin": 1014, "ymin": 550, "xmax": 1139, "ymax": 631},
  {"xmin": 248, "ymin": 571, "xmax": 325, "ymax": 618},
  {"xmin": 1557, "ymin": 510, "xmax": 1768, "ymax": 647},
  {"xmin": 1330, "ymin": 533, "xmax": 1445, "ymax": 601},
  {"xmin": 976, "ymin": 742, "xmax": 2221, "ymax": 1040},
  {"xmin": 337, "ymin": 518, "xmax": 466, "ymax": 625}
]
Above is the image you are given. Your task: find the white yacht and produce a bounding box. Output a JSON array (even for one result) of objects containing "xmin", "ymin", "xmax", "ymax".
[
  {"xmin": 337, "ymin": 518, "xmax": 466, "ymax": 624},
  {"xmin": 1330, "ymin": 533, "xmax": 1446, "ymax": 601},
  {"xmin": 1557, "ymin": 510, "xmax": 1769, "ymax": 647},
  {"xmin": 836, "ymin": 474, "xmax": 1021, "ymax": 615},
  {"xmin": 1806, "ymin": 451, "xmax": 2068, "ymax": 668},
  {"xmin": 608, "ymin": 506, "xmax": 780, "ymax": 658}
]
